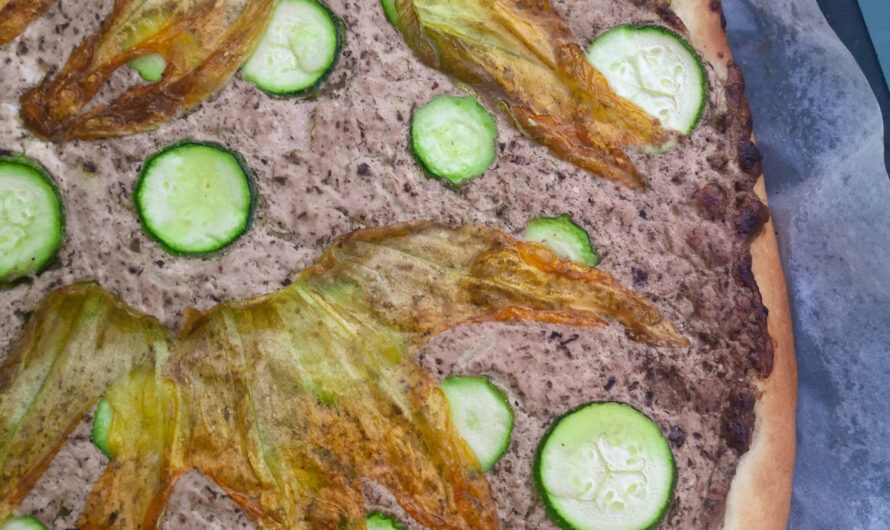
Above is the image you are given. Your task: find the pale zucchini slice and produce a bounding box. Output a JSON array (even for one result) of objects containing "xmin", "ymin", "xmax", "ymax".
[
  {"xmin": 534, "ymin": 402, "xmax": 676, "ymax": 530},
  {"xmin": 242, "ymin": 0, "xmax": 344, "ymax": 97},
  {"xmin": 134, "ymin": 141, "xmax": 256, "ymax": 256},
  {"xmin": 440, "ymin": 375, "xmax": 513, "ymax": 471},
  {"xmin": 411, "ymin": 94, "xmax": 498, "ymax": 186},
  {"xmin": 587, "ymin": 25, "xmax": 706, "ymax": 135},
  {"xmin": 0, "ymin": 155, "xmax": 64, "ymax": 286}
]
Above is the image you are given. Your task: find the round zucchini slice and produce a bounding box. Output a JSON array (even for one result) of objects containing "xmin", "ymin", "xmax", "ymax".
[
  {"xmin": 242, "ymin": 0, "xmax": 344, "ymax": 97},
  {"xmin": 440, "ymin": 375, "xmax": 514, "ymax": 471},
  {"xmin": 411, "ymin": 94, "xmax": 498, "ymax": 186},
  {"xmin": 586, "ymin": 25, "xmax": 706, "ymax": 135},
  {"xmin": 534, "ymin": 402, "xmax": 676, "ymax": 530},
  {"xmin": 134, "ymin": 141, "xmax": 256, "ymax": 256},
  {"xmin": 0, "ymin": 154, "xmax": 64, "ymax": 286}
]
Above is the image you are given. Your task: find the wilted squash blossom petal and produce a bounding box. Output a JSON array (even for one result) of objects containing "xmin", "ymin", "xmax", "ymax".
[{"xmin": 0, "ymin": 222, "xmax": 685, "ymax": 528}]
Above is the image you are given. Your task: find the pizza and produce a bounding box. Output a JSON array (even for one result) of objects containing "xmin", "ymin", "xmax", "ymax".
[{"xmin": 0, "ymin": 0, "xmax": 795, "ymax": 529}]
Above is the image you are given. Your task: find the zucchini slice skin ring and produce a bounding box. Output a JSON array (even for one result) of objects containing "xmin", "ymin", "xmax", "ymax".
[
  {"xmin": 242, "ymin": 0, "xmax": 346, "ymax": 98},
  {"xmin": 133, "ymin": 140, "xmax": 257, "ymax": 257},
  {"xmin": 534, "ymin": 401, "xmax": 677, "ymax": 530},
  {"xmin": 0, "ymin": 153, "xmax": 65, "ymax": 288}
]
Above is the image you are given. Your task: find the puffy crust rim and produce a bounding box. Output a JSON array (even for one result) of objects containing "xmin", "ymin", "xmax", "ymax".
[{"xmin": 669, "ymin": 1, "xmax": 798, "ymax": 528}]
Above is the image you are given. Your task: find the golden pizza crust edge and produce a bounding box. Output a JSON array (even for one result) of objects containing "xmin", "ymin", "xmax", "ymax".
[{"xmin": 671, "ymin": 1, "xmax": 798, "ymax": 527}]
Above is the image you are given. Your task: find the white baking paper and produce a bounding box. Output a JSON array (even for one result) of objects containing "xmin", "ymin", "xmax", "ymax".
[{"xmin": 724, "ymin": 0, "xmax": 890, "ymax": 527}]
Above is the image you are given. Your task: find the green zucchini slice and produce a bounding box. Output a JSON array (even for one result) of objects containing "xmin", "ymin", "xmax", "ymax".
[
  {"xmin": 0, "ymin": 154, "xmax": 64, "ymax": 286},
  {"xmin": 411, "ymin": 94, "xmax": 498, "ymax": 186},
  {"xmin": 534, "ymin": 402, "xmax": 676, "ymax": 530},
  {"xmin": 0, "ymin": 516, "xmax": 46, "ymax": 530},
  {"xmin": 365, "ymin": 511, "xmax": 405, "ymax": 530},
  {"xmin": 134, "ymin": 141, "xmax": 256, "ymax": 256},
  {"xmin": 586, "ymin": 25, "xmax": 706, "ymax": 135},
  {"xmin": 440, "ymin": 375, "xmax": 513, "ymax": 471},
  {"xmin": 242, "ymin": 0, "xmax": 344, "ymax": 97},
  {"xmin": 525, "ymin": 214, "xmax": 600, "ymax": 267}
]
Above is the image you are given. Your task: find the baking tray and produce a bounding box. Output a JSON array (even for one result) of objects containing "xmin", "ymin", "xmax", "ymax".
[{"xmin": 725, "ymin": 0, "xmax": 890, "ymax": 527}]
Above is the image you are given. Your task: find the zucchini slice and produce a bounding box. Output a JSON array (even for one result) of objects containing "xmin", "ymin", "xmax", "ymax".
[
  {"xmin": 365, "ymin": 512, "xmax": 405, "ymax": 530},
  {"xmin": 0, "ymin": 154, "xmax": 64, "ymax": 286},
  {"xmin": 129, "ymin": 53, "xmax": 167, "ymax": 82},
  {"xmin": 411, "ymin": 94, "xmax": 498, "ymax": 186},
  {"xmin": 242, "ymin": 0, "xmax": 344, "ymax": 97},
  {"xmin": 134, "ymin": 141, "xmax": 256, "ymax": 256},
  {"xmin": 440, "ymin": 375, "xmax": 513, "ymax": 471},
  {"xmin": 525, "ymin": 214, "xmax": 600, "ymax": 267},
  {"xmin": 0, "ymin": 516, "xmax": 45, "ymax": 530},
  {"xmin": 586, "ymin": 25, "xmax": 706, "ymax": 135},
  {"xmin": 92, "ymin": 397, "xmax": 113, "ymax": 459},
  {"xmin": 534, "ymin": 402, "xmax": 676, "ymax": 530}
]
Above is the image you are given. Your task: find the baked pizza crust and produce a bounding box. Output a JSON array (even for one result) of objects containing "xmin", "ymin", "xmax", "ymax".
[
  {"xmin": 723, "ymin": 177, "xmax": 797, "ymax": 530},
  {"xmin": 670, "ymin": 1, "xmax": 797, "ymax": 528}
]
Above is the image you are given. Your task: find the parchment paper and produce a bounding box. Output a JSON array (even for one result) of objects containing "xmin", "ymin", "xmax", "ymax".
[{"xmin": 724, "ymin": 0, "xmax": 890, "ymax": 528}]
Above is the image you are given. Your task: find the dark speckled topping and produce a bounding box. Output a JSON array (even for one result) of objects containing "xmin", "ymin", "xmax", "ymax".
[{"xmin": 0, "ymin": 0, "xmax": 770, "ymax": 528}]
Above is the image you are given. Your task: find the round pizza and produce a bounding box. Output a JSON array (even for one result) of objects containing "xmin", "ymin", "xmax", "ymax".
[{"xmin": 0, "ymin": 0, "xmax": 796, "ymax": 528}]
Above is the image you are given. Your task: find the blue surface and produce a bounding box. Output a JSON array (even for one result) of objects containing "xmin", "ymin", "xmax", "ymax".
[
  {"xmin": 859, "ymin": 0, "xmax": 890, "ymax": 90},
  {"xmin": 724, "ymin": 0, "xmax": 890, "ymax": 528}
]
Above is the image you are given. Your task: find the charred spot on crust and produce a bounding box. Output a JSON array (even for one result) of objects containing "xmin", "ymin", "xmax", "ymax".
[
  {"xmin": 733, "ymin": 252, "xmax": 775, "ymax": 376},
  {"xmin": 693, "ymin": 182, "xmax": 729, "ymax": 221},
  {"xmin": 749, "ymin": 308, "xmax": 774, "ymax": 376},
  {"xmin": 723, "ymin": 63, "xmax": 764, "ymax": 181},
  {"xmin": 734, "ymin": 198, "xmax": 770, "ymax": 239},
  {"xmin": 724, "ymin": 64, "xmax": 755, "ymax": 133},
  {"xmin": 753, "ymin": 334, "xmax": 775, "ymax": 376},
  {"xmin": 738, "ymin": 138, "xmax": 763, "ymax": 177},
  {"xmin": 723, "ymin": 389, "xmax": 756, "ymax": 452},
  {"xmin": 734, "ymin": 252, "xmax": 757, "ymax": 290}
]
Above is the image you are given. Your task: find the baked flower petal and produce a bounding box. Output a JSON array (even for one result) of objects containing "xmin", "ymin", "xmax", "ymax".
[
  {"xmin": 0, "ymin": 0, "xmax": 57, "ymax": 45},
  {"xmin": 0, "ymin": 222, "xmax": 685, "ymax": 528},
  {"xmin": 18, "ymin": 0, "xmax": 275, "ymax": 141}
]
